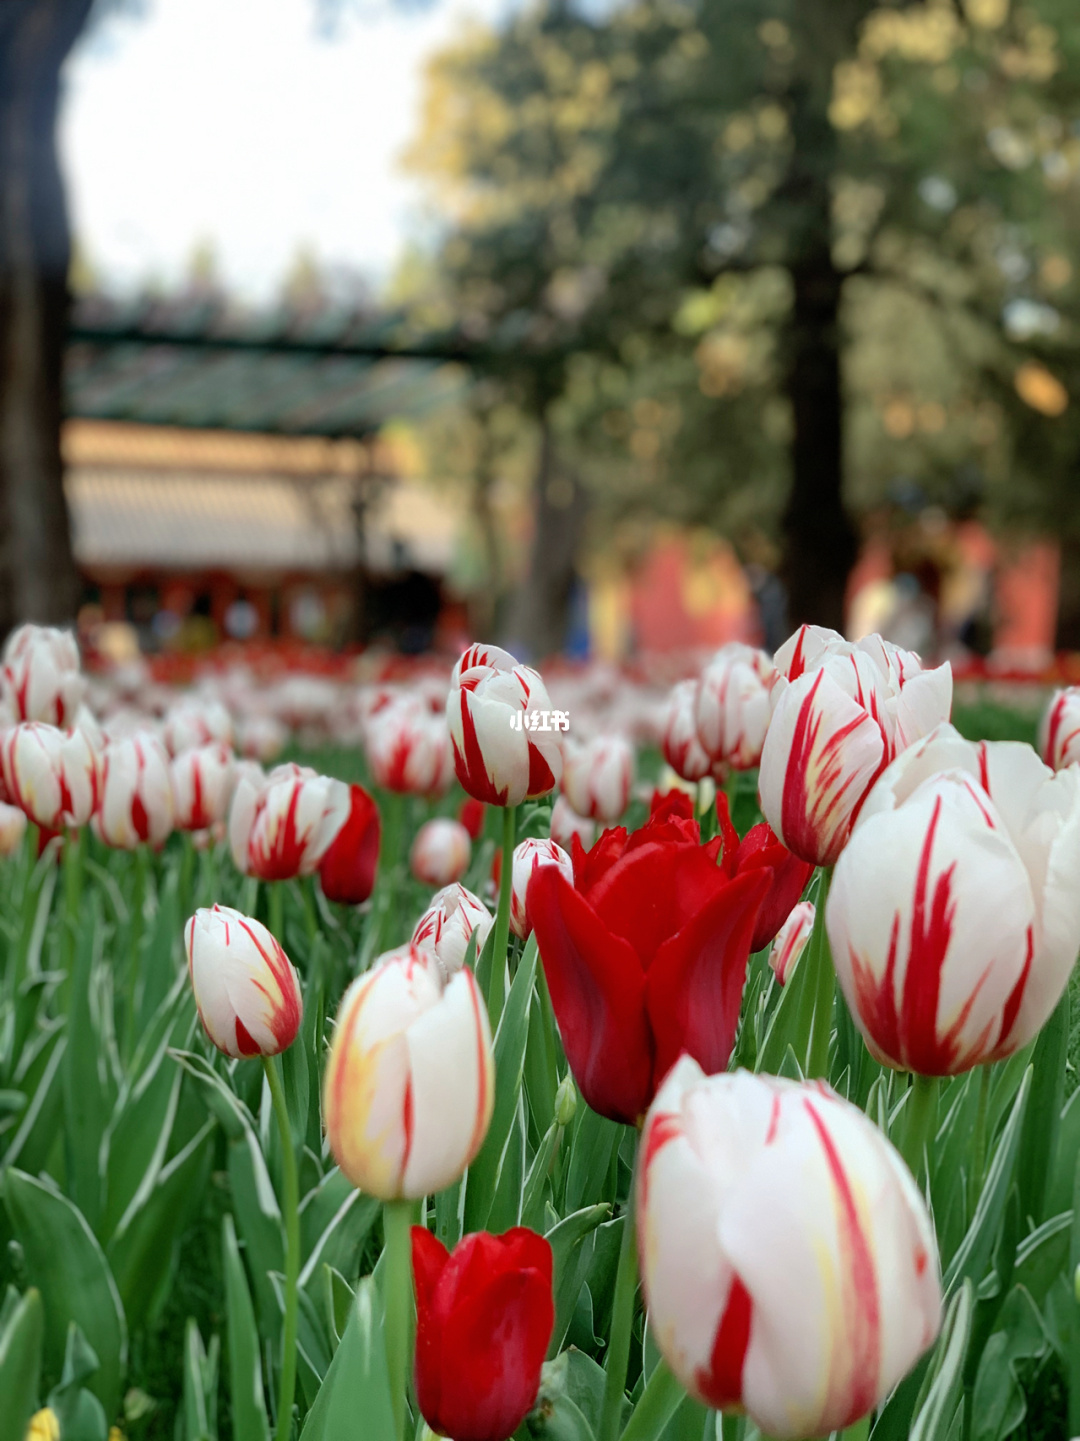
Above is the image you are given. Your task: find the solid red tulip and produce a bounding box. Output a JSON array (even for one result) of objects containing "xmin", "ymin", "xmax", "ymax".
[
  {"xmin": 529, "ymin": 802, "xmax": 773, "ymax": 1124},
  {"xmin": 412, "ymin": 1225, "xmax": 554, "ymax": 1441},
  {"xmin": 317, "ymin": 782, "xmax": 380, "ymax": 905}
]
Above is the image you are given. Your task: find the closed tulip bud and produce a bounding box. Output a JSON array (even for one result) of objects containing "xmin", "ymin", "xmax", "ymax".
[
  {"xmin": 185, "ymin": 905, "xmax": 302, "ymax": 1058},
  {"xmin": 661, "ymin": 680, "xmax": 715, "ymax": 783},
  {"xmin": 163, "ymin": 698, "xmax": 233, "ymax": 756},
  {"xmin": 561, "ymin": 734, "xmax": 635, "ymax": 822},
  {"xmin": 769, "ymin": 900, "xmax": 815, "ymax": 985},
  {"xmin": 1, "ymin": 624, "xmax": 84, "ymax": 728},
  {"xmin": 95, "ymin": 732, "xmax": 175, "ymax": 848},
  {"xmin": 446, "ymin": 644, "xmax": 562, "ymax": 806},
  {"xmin": 228, "ymin": 760, "xmax": 265, "ymax": 872},
  {"xmin": 244, "ymin": 764, "xmax": 350, "ymax": 881},
  {"xmin": 759, "ymin": 626, "xmax": 952, "ymax": 866},
  {"xmin": 411, "ymin": 818, "xmax": 472, "ymax": 887},
  {"xmin": 171, "ymin": 743, "xmax": 235, "ymax": 832},
  {"xmin": 318, "ymin": 782, "xmax": 381, "ymax": 904},
  {"xmin": 412, "ymin": 1226, "xmax": 554, "ymax": 1441},
  {"xmin": 0, "ymin": 801, "xmax": 26, "ymax": 855},
  {"xmin": 324, "ymin": 945, "xmax": 495, "ymax": 1199},
  {"xmin": 366, "ymin": 697, "xmax": 453, "ymax": 796},
  {"xmin": 695, "ymin": 643, "xmax": 773, "ymax": 771},
  {"xmin": 639, "ymin": 1059, "xmax": 941, "ymax": 1437},
  {"xmin": 549, "ymin": 793, "xmax": 597, "ymax": 851},
  {"xmin": 236, "ymin": 714, "xmax": 288, "ymax": 763},
  {"xmin": 827, "ymin": 724, "xmax": 1080, "ymax": 1074},
  {"xmin": 2, "ymin": 722, "xmax": 99, "ymax": 830},
  {"xmin": 1040, "ymin": 686, "xmax": 1080, "ymax": 771},
  {"xmin": 507, "ymin": 837, "xmax": 573, "ymax": 939},
  {"xmin": 412, "ymin": 883, "xmax": 494, "ymax": 979}
]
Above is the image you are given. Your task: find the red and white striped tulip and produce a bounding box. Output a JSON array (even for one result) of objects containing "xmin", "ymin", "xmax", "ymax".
[
  {"xmin": 412, "ymin": 883, "xmax": 494, "ymax": 979},
  {"xmin": 236, "ymin": 714, "xmax": 288, "ymax": 764},
  {"xmin": 1, "ymin": 624, "xmax": 85, "ymax": 728},
  {"xmin": 163, "ymin": 698, "xmax": 234, "ymax": 756},
  {"xmin": 561, "ymin": 735, "xmax": 635, "ymax": 822},
  {"xmin": 0, "ymin": 802, "xmax": 27, "ymax": 855},
  {"xmin": 2, "ymin": 722, "xmax": 99, "ymax": 830},
  {"xmin": 185, "ymin": 905, "xmax": 302, "ymax": 1058},
  {"xmin": 638, "ymin": 1059, "xmax": 941, "ymax": 1437},
  {"xmin": 171, "ymin": 743, "xmax": 236, "ymax": 832},
  {"xmin": 769, "ymin": 900, "xmax": 815, "ymax": 986},
  {"xmin": 661, "ymin": 680, "xmax": 715, "ymax": 784},
  {"xmin": 366, "ymin": 696, "xmax": 454, "ymax": 796},
  {"xmin": 95, "ymin": 732, "xmax": 175, "ymax": 848},
  {"xmin": 1040, "ymin": 687, "xmax": 1080, "ymax": 771},
  {"xmin": 695, "ymin": 643, "xmax": 773, "ymax": 771},
  {"xmin": 827, "ymin": 725, "xmax": 1080, "ymax": 1074},
  {"xmin": 410, "ymin": 818, "xmax": 472, "ymax": 888},
  {"xmin": 508, "ymin": 837, "xmax": 573, "ymax": 940},
  {"xmin": 324, "ymin": 944, "xmax": 495, "ymax": 1200},
  {"xmin": 446, "ymin": 644, "xmax": 562, "ymax": 806},
  {"xmin": 549, "ymin": 794, "xmax": 597, "ymax": 851},
  {"xmin": 232, "ymin": 763, "xmax": 350, "ymax": 880},
  {"xmin": 758, "ymin": 626, "xmax": 952, "ymax": 866}
]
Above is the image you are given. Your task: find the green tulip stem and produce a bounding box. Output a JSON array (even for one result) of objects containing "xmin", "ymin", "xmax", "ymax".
[
  {"xmin": 600, "ymin": 1156, "xmax": 640, "ymax": 1441},
  {"xmin": 178, "ymin": 829, "xmax": 196, "ymax": 921},
  {"xmin": 804, "ymin": 866, "xmax": 835, "ymax": 1080},
  {"xmin": 488, "ymin": 802, "xmax": 517, "ymax": 1027},
  {"xmin": 262, "ymin": 1053, "xmax": 301, "ymax": 1441},
  {"xmin": 60, "ymin": 826, "xmax": 84, "ymax": 1000},
  {"xmin": 383, "ymin": 1197, "xmax": 414, "ymax": 1441},
  {"xmin": 839, "ymin": 1416, "xmax": 872, "ymax": 1441},
  {"xmin": 971, "ymin": 1062, "xmax": 992, "ymax": 1198},
  {"xmin": 902, "ymin": 1072, "xmax": 939, "ymax": 1185},
  {"xmin": 124, "ymin": 844, "xmax": 149, "ymax": 1061},
  {"xmin": 617, "ymin": 1359, "xmax": 683, "ymax": 1441},
  {"xmin": 269, "ymin": 879, "xmax": 285, "ymax": 947},
  {"xmin": 364, "ymin": 791, "xmax": 405, "ymax": 968}
]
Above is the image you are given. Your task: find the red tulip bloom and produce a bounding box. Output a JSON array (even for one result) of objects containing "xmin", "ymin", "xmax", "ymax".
[
  {"xmin": 713, "ymin": 804, "xmax": 815, "ymax": 954},
  {"xmin": 530, "ymin": 800, "xmax": 807, "ymax": 1124},
  {"xmin": 412, "ymin": 1226, "xmax": 554, "ymax": 1441},
  {"xmin": 317, "ymin": 783, "xmax": 381, "ymax": 905},
  {"xmin": 459, "ymin": 796, "xmax": 486, "ymax": 839}
]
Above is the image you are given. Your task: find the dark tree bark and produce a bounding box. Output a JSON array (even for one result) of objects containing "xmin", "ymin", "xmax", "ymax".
[{"xmin": 0, "ymin": 0, "xmax": 90, "ymax": 636}]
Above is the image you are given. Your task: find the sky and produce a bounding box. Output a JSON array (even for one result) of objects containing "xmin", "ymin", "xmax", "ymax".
[{"xmin": 59, "ymin": 0, "xmax": 508, "ymax": 304}]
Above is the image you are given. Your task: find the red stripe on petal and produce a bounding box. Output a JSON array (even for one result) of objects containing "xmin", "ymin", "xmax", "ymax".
[{"xmin": 696, "ymin": 1274, "xmax": 752, "ymax": 1409}]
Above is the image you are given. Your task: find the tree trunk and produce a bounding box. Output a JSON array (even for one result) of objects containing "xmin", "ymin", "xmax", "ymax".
[
  {"xmin": 505, "ymin": 415, "xmax": 586, "ymax": 659},
  {"xmin": 778, "ymin": 0, "xmax": 867, "ymax": 633},
  {"xmin": 0, "ymin": 0, "xmax": 90, "ymax": 636}
]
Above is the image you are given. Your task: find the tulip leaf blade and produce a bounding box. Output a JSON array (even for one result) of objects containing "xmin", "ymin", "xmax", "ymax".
[
  {"xmin": 546, "ymin": 1202, "xmax": 610, "ymax": 1358},
  {"xmin": 222, "ymin": 1211, "xmax": 270, "ymax": 1441},
  {"xmin": 169, "ymin": 1048, "xmax": 254, "ymax": 1141},
  {"xmin": 564, "ymin": 1105, "xmax": 622, "ymax": 1214},
  {"xmin": 754, "ymin": 869, "xmax": 829, "ymax": 1078},
  {"xmin": 181, "ymin": 1316, "xmax": 220, "ymax": 1441},
  {"xmin": 62, "ymin": 896, "xmax": 109, "ymax": 1230},
  {"xmin": 907, "ymin": 1279, "xmax": 972, "ymax": 1441},
  {"xmin": 0, "ymin": 1285, "xmax": 44, "ymax": 1436},
  {"xmin": 1016, "ymin": 985, "xmax": 1068, "ymax": 1227},
  {"xmin": 299, "ymin": 1276, "xmax": 395, "ymax": 1441}
]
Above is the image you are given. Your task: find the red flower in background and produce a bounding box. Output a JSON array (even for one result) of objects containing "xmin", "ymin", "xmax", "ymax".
[
  {"xmin": 530, "ymin": 798, "xmax": 811, "ymax": 1124},
  {"xmin": 459, "ymin": 796, "xmax": 486, "ymax": 839},
  {"xmin": 412, "ymin": 1226, "xmax": 554, "ymax": 1441},
  {"xmin": 317, "ymin": 783, "xmax": 380, "ymax": 904}
]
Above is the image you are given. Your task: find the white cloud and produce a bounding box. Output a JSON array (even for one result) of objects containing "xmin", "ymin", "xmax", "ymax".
[{"xmin": 60, "ymin": 0, "xmax": 506, "ymax": 301}]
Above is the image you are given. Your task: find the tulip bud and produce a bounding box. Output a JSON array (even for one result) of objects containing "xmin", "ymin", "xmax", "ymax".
[
  {"xmin": 694, "ymin": 642, "xmax": 773, "ymax": 771},
  {"xmin": 638, "ymin": 1058, "xmax": 941, "ymax": 1437},
  {"xmin": 1040, "ymin": 686, "xmax": 1080, "ymax": 771},
  {"xmin": 412, "ymin": 883, "xmax": 494, "ymax": 979},
  {"xmin": 769, "ymin": 900, "xmax": 814, "ymax": 985},
  {"xmin": 827, "ymin": 724, "xmax": 1080, "ymax": 1074},
  {"xmin": 241, "ymin": 764, "xmax": 350, "ymax": 881},
  {"xmin": 412, "ymin": 1226, "xmax": 554, "ymax": 1441},
  {"xmin": 171, "ymin": 743, "xmax": 235, "ymax": 831},
  {"xmin": 236, "ymin": 714, "xmax": 288, "ymax": 763},
  {"xmin": 163, "ymin": 698, "xmax": 233, "ymax": 756},
  {"xmin": 661, "ymin": 680, "xmax": 715, "ymax": 784},
  {"xmin": 554, "ymin": 1074, "xmax": 577, "ymax": 1127},
  {"xmin": 228, "ymin": 760, "xmax": 265, "ymax": 872},
  {"xmin": 0, "ymin": 801, "xmax": 26, "ymax": 855},
  {"xmin": 549, "ymin": 794, "xmax": 597, "ymax": 851},
  {"xmin": 1, "ymin": 624, "xmax": 84, "ymax": 728},
  {"xmin": 1, "ymin": 722, "xmax": 99, "ymax": 830},
  {"xmin": 366, "ymin": 696, "xmax": 454, "ymax": 796},
  {"xmin": 507, "ymin": 837, "xmax": 573, "ymax": 939},
  {"xmin": 560, "ymin": 734, "xmax": 635, "ymax": 822},
  {"xmin": 317, "ymin": 782, "xmax": 381, "ymax": 904},
  {"xmin": 185, "ymin": 905, "xmax": 302, "ymax": 1058},
  {"xmin": 95, "ymin": 732, "xmax": 175, "ymax": 848},
  {"xmin": 324, "ymin": 945, "xmax": 495, "ymax": 1199},
  {"xmin": 759, "ymin": 626, "xmax": 952, "ymax": 866},
  {"xmin": 446, "ymin": 644, "xmax": 562, "ymax": 806},
  {"xmin": 411, "ymin": 818, "xmax": 472, "ymax": 888}
]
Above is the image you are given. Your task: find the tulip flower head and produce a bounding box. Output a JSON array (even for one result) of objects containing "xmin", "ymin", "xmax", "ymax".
[
  {"xmin": 507, "ymin": 836, "xmax": 573, "ymax": 939},
  {"xmin": 1, "ymin": 722, "xmax": 98, "ymax": 830},
  {"xmin": 758, "ymin": 625, "xmax": 953, "ymax": 866},
  {"xmin": 695, "ymin": 643, "xmax": 773, "ymax": 771},
  {"xmin": 638, "ymin": 1059, "xmax": 941, "ymax": 1438},
  {"xmin": 0, "ymin": 800, "xmax": 27, "ymax": 855},
  {"xmin": 561, "ymin": 734, "xmax": 635, "ymax": 822},
  {"xmin": 769, "ymin": 900, "xmax": 815, "ymax": 985},
  {"xmin": 232, "ymin": 763, "xmax": 350, "ymax": 880},
  {"xmin": 171, "ymin": 742, "xmax": 235, "ymax": 832},
  {"xmin": 1040, "ymin": 686, "xmax": 1080, "ymax": 771},
  {"xmin": 412, "ymin": 1226, "xmax": 555, "ymax": 1441},
  {"xmin": 366, "ymin": 695, "xmax": 454, "ymax": 796},
  {"xmin": 411, "ymin": 817, "xmax": 472, "ymax": 888},
  {"xmin": 163, "ymin": 698, "xmax": 234, "ymax": 756},
  {"xmin": 412, "ymin": 882, "xmax": 494, "ymax": 979},
  {"xmin": 1, "ymin": 624, "xmax": 84, "ymax": 728},
  {"xmin": 459, "ymin": 796, "xmax": 486, "ymax": 839},
  {"xmin": 446, "ymin": 644, "xmax": 562, "ymax": 806},
  {"xmin": 185, "ymin": 905, "xmax": 302, "ymax": 1058},
  {"xmin": 324, "ymin": 945, "xmax": 495, "ymax": 1199},
  {"xmin": 318, "ymin": 782, "xmax": 381, "ymax": 904},
  {"xmin": 827, "ymin": 724, "xmax": 1080, "ymax": 1074},
  {"xmin": 549, "ymin": 793, "xmax": 597, "ymax": 851},
  {"xmin": 661, "ymin": 680, "xmax": 716, "ymax": 784},
  {"xmin": 95, "ymin": 731, "xmax": 175, "ymax": 848}
]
